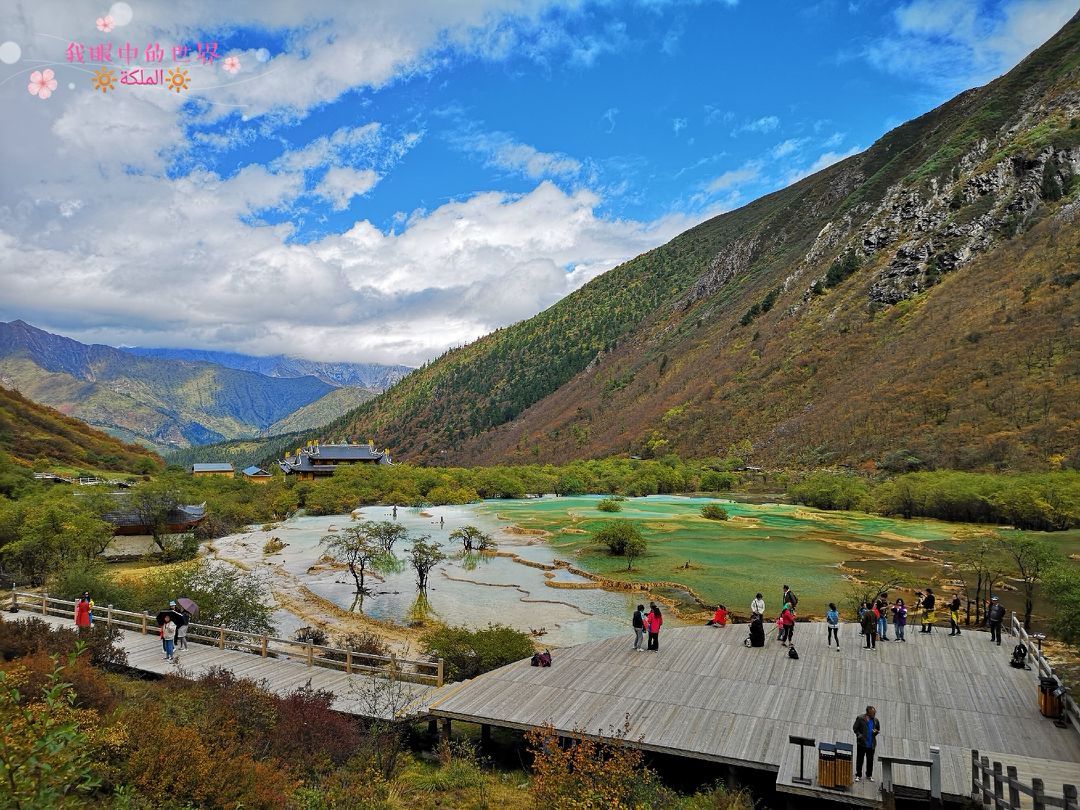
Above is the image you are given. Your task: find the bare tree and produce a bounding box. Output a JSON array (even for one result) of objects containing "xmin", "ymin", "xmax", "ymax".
[{"xmin": 954, "ymin": 535, "xmax": 1008, "ymax": 625}]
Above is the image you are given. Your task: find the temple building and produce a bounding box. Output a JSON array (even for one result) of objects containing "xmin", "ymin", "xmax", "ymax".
[{"xmin": 278, "ymin": 440, "xmax": 391, "ymax": 480}]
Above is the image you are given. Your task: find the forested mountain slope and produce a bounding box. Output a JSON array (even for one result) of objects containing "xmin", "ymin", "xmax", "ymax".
[{"xmin": 321, "ymin": 13, "xmax": 1080, "ymax": 470}]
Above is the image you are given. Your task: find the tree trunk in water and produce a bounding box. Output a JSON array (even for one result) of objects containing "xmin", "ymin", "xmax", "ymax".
[{"xmin": 348, "ymin": 561, "xmax": 365, "ymax": 594}]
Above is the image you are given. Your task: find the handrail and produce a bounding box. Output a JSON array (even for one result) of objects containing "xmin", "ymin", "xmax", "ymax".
[
  {"xmin": 879, "ymin": 745, "xmax": 941, "ymax": 810},
  {"xmin": 9, "ymin": 589, "xmax": 444, "ymax": 686},
  {"xmin": 1011, "ymin": 612, "xmax": 1080, "ymax": 735},
  {"xmin": 971, "ymin": 749, "xmax": 1078, "ymax": 809}
]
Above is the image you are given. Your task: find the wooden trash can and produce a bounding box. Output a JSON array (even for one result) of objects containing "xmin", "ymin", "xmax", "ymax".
[
  {"xmin": 834, "ymin": 742, "xmax": 853, "ymax": 789},
  {"xmin": 1040, "ymin": 677, "xmax": 1062, "ymax": 718},
  {"xmin": 818, "ymin": 742, "xmax": 836, "ymax": 788}
]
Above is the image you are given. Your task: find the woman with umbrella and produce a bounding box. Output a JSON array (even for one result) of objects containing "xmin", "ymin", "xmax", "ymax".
[{"xmin": 175, "ymin": 597, "xmax": 198, "ymax": 651}]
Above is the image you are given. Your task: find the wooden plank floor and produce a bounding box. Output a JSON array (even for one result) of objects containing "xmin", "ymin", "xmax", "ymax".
[
  {"xmin": 423, "ymin": 623, "xmax": 1080, "ymax": 806},
  {"xmin": 6, "ymin": 611, "xmax": 434, "ymax": 720}
]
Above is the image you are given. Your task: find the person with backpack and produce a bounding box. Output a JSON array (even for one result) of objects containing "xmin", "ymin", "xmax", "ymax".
[
  {"xmin": 632, "ymin": 604, "xmax": 646, "ymax": 651},
  {"xmin": 782, "ymin": 585, "xmax": 798, "ymax": 611},
  {"xmin": 920, "ymin": 588, "xmax": 936, "ymax": 633},
  {"xmin": 891, "ymin": 598, "xmax": 908, "ymax": 642},
  {"xmin": 646, "ymin": 602, "xmax": 663, "ymax": 651},
  {"xmin": 860, "ymin": 602, "xmax": 877, "ymax": 650},
  {"xmin": 875, "ymin": 592, "xmax": 889, "ymax": 641},
  {"xmin": 948, "ymin": 592, "xmax": 963, "ymax": 636},
  {"xmin": 987, "ymin": 596, "xmax": 1006, "ymax": 645},
  {"xmin": 826, "ymin": 603, "xmax": 840, "ymax": 650},
  {"xmin": 852, "ymin": 706, "xmax": 881, "ymax": 782}
]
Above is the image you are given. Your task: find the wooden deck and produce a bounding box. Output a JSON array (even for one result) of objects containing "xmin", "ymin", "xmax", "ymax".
[
  {"xmin": 423, "ymin": 623, "xmax": 1080, "ymax": 806},
  {"xmin": 6, "ymin": 611, "xmax": 435, "ymax": 719}
]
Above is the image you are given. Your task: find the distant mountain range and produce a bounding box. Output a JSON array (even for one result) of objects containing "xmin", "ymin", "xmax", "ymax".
[
  {"xmin": 293, "ymin": 12, "xmax": 1080, "ymax": 471},
  {"xmin": 122, "ymin": 347, "xmax": 411, "ymax": 389},
  {"xmin": 0, "ymin": 321, "xmax": 407, "ymax": 455}
]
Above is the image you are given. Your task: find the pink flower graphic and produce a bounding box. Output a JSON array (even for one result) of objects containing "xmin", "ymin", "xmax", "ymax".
[
  {"xmin": 27, "ymin": 69, "xmax": 58, "ymax": 99},
  {"xmin": 96, "ymin": 15, "xmax": 114, "ymax": 33},
  {"xmin": 222, "ymin": 55, "xmax": 240, "ymax": 74}
]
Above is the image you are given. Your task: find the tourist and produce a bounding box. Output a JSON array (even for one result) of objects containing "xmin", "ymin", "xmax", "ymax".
[
  {"xmin": 987, "ymin": 596, "xmax": 1006, "ymax": 645},
  {"xmin": 707, "ymin": 604, "xmax": 728, "ymax": 627},
  {"xmin": 647, "ymin": 602, "xmax": 663, "ymax": 651},
  {"xmin": 176, "ymin": 606, "xmax": 190, "ymax": 651},
  {"xmin": 440, "ymin": 516, "xmax": 444, "ymax": 528},
  {"xmin": 860, "ymin": 602, "xmax": 877, "ymax": 650},
  {"xmin": 920, "ymin": 588, "xmax": 936, "ymax": 633},
  {"xmin": 892, "ymin": 599, "xmax": 907, "ymax": 642},
  {"xmin": 747, "ymin": 612, "xmax": 766, "ymax": 647},
  {"xmin": 949, "ymin": 592, "xmax": 963, "ymax": 636},
  {"xmin": 632, "ymin": 604, "xmax": 646, "ymax": 651},
  {"xmin": 779, "ymin": 603, "xmax": 795, "ymax": 646},
  {"xmin": 74, "ymin": 594, "xmax": 91, "ymax": 631},
  {"xmin": 782, "ymin": 585, "xmax": 798, "ymax": 610},
  {"xmin": 875, "ymin": 592, "xmax": 889, "ymax": 641},
  {"xmin": 852, "ymin": 706, "xmax": 881, "ymax": 782},
  {"xmin": 750, "ymin": 593, "xmax": 765, "ymax": 618},
  {"xmin": 161, "ymin": 615, "xmax": 176, "ymax": 661},
  {"xmin": 826, "ymin": 603, "xmax": 840, "ymax": 650}
]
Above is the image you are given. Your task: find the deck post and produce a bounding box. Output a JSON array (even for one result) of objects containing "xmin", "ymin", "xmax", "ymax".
[
  {"xmin": 346, "ymin": 650, "xmax": 352, "ymax": 673},
  {"xmin": 993, "ymin": 761, "xmax": 1004, "ymax": 808},
  {"xmin": 881, "ymin": 760, "xmax": 896, "ymax": 810},
  {"xmin": 42, "ymin": 592, "xmax": 47, "ymax": 615},
  {"xmin": 219, "ymin": 627, "xmax": 225, "ymax": 650},
  {"xmin": 1032, "ymin": 777, "xmax": 1045, "ymax": 810},
  {"xmin": 307, "ymin": 640, "xmax": 313, "ymax": 666},
  {"xmin": 1007, "ymin": 766, "xmax": 1020, "ymax": 809},
  {"xmin": 480, "ymin": 723, "xmax": 491, "ymax": 748},
  {"xmin": 981, "ymin": 757, "xmax": 991, "ymax": 808},
  {"xmin": 9, "ymin": 586, "xmax": 15, "ymax": 613},
  {"xmin": 260, "ymin": 634, "xmax": 268, "ymax": 657},
  {"xmin": 1065, "ymin": 784, "xmax": 1078, "ymax": 810},
  {"xmin": 428, "ymin": 718, "xmax": 438, "ymax": 738},
  {"xmin": 971, "ymin": 749, "xmax": 979, "ymax": 798},
  {"xmin": 141, "ymin": 611, "xmax": 147, "ymax": 634},
  {"xmin": 390, "ymin": 652, "xmax": 397, "ymax": 681},
  {"xmin": 107, "ymin": 605, "xmax": 113, "ymax": 630},
  {"xmin": 437, "ymin": 658, "xmax": 444, "ymax": 687},
  {"xmin": 440, "ymin": 718, "xmax": 451, "ymax": 747},
  {"xmin": 929, "ymin": 745, "xmax": 941, "ymax": 807}
]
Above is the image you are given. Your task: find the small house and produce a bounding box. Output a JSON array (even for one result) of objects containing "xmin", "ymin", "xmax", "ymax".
[
  {"xmin": 191, "ymin": 462, "xmax": 234, "ymax": 477},
  {"xmin": 241, "ymin": 465, "xmax": 272, "ymax": 484}
]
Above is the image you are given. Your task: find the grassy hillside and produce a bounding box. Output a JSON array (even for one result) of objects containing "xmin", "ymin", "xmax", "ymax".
[
  {"xmin": 0, "ymin": 385, "xmax": 161, "ymax": 474},
  {"xmin": 265, "ymin": 385, "xmax": 377, "ymax": 434},
  {"xmin": 307, "ymin": 12, "xmax": 1080, "ymax": 470}
]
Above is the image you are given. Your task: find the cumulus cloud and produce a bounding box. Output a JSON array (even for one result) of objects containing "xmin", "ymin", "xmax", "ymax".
[
  {"xmin": 456, "ymin": 130, "xmax": 583, "ymax": 180},
  {"xmin": 314, "ymin": 167, "xmax": 381, "ymax": 210}
]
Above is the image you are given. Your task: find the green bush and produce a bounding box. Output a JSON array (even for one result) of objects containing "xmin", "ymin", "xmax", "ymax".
[
  {"xmin": 594, "ymin": 521, "xmax": 644, "ymax": 556},
  {"xmin": 597, "ymin": 498, "xmax": 622, "ymax": 513},
  {"xmin": 701, "ymin": 504, "xmax": 729, "ymax": 520},
  {"xmin": 420, "ymin": 624, "xmax": 535, "ymax": 682}
]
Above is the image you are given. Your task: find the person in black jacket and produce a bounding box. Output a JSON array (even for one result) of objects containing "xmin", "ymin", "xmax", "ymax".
[
  {"xmin": 920, "ymin": 588, "xmax": 936, "ymax": 633},
  {"xmin": 987, "ymin": 596, "xmax": 1006, "ymax": 645},
  {"xmin": 852, "ymin": 706, "xmax": 881, "ymax": 782},
  {"xmin": 632, "ymin": 604, "xmax": 646, "ymax": 651},
  {"xmin": 948, "ymin": 593, "xmax": 963, "ymax": 636}
]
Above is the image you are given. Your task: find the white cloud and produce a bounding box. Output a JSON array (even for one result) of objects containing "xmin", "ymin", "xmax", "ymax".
[
  {"xmin": 706, "ymin": 160, "xmax": 762, "ymax": 193},
  {"xmin": 601, "ymin": 107, "xmax": 619, "ymax": 133},
  {"xmin": 822, "ymin": 131, "xmax": 845, "ymax": 148},
  {"xmin": 781, "ymin": 145, "xmax": 861, "ymax": 186},
  {"xmin": 864, "ymin": 0, "xmax": 1075, "ymax": 89},
  {"xmin": 672, "ymin": 117, "xmax": 688, "ymax": 135},
  {"xmin": 771, "ymin": 138, "xmax": 808, "ymax": 158},
  {"xmin": 314, "ymin": 167, "xmax": 381, "ymax": 210},
  {"xmin": 456, "ymin": 130, "xmax": 583, "ymax": 180},
  {"xmin": 732, "ymin": 115, "xmax": 780, "ymax": 136}
]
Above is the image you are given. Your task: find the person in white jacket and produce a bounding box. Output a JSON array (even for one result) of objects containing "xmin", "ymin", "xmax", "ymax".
[{"xmin": 750, "ymin": 593, "xmax": 765, "ymax": 617}]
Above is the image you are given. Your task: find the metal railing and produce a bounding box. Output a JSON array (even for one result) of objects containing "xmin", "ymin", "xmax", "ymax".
[
  {"xmin": 972, "ymin": 749, "xmax": 1078, "ymax": 809},
  {"xmin": 1011, "ymin": 612, "xmax": 1080, "ymax": 733},
  {"xmin": 9, "ymin": 589, "xmax": 444, "ymax": 686}
]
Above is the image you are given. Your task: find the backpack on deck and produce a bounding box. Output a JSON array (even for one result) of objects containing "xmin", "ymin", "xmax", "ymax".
[
  {"xmin": 788, "ymin": 646, "xmax": 800, "ymax": 660},
  {"xmin": 532, "ymin": 651, "xmax": 552, "ymax": 667}
]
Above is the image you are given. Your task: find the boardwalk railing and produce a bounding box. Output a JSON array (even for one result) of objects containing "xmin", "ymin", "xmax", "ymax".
[
  {"xmin": 1012, "ymin": 612, "xmax": 1080, "ymax": 732},
  {"xmin": 972, "ymin": 749, "xmax": 1078, "ymax": 809},
  {"xmin": 9, "ymin": 590, "xmax": 444, "ymax": 686},
  {"xmin": 879, "ymin": 746, "xmax": 941, "ymax": 810}
]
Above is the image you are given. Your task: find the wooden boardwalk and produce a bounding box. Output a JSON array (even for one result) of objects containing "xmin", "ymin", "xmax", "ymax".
[
  {"xmin": 422, "ymin": 623, "xmax": 1080, "ymax": 806},
  {"xmin": 6, "ymin": 611, "xmax": 435, "ymax": 719}
]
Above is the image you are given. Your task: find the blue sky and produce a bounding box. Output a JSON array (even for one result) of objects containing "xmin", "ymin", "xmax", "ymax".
[{"xmin": 0, "ymin": 0, "xmax": 1074, "ymax": 364}]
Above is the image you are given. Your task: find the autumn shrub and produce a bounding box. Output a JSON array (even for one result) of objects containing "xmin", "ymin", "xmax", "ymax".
[
  {"xmin": 1, "ymin": 649, "xmax": 116, "ymax": 713},
  {"xmin": 525, "ymin": 719, "xmax": 672, "ymax": 809},
  {"xmin": 421, "ymin": 623, "xmax": 535, "ymax": 682},
  {"xmin": 0, "ymin": 616, "xmax": 127, "ymax": 668},
  {"xmin": 264, "ymin": 537, "xmax": 286, "ymax": 554},
  {"xmin": 701, "ymin": 504, "xmax": 729, "ymax": 520},
  {"xmin": 597, "ymin": 498, "xmax": 622, "ymax": 513},
  {"xmin": 295, "ymin": 625, "xmax": 329, "ymax": 646},
  {"xmin": 271, "ymin": 684, "xmax": 360, "ymax": 778},
  {"xmin": 287, "ymin": 763, "xmax": 395, "ymax": 809}
]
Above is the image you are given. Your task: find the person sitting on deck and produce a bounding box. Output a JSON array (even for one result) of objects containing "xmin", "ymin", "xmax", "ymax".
[{"xmin": 706, "ymin": 605, "xmax": 728, "ymax": 627}]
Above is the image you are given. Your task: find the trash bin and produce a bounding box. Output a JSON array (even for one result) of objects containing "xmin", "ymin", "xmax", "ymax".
[
  {"xmin": 834, "ymin": 742, "xmax": 853, "ymax": 788},
  {"xmin": 1040, "ymin": 677, "xmax": 1062, "ymax": 718},
  {"xmin": 818, "ymin": 742, "xmax": 836, "ymax": 788}
]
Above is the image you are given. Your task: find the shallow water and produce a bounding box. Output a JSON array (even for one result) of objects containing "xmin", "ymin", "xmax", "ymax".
[{"xmin": 210, "ymin": 495, "xmax": 1032, "ymax": 646}]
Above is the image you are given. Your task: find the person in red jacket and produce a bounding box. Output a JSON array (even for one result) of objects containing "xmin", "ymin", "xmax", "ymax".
[
  {"xmin": 780, "ymin": 603, "xmax": 796, "ymax": 646},
  {"xmin": 647, "ymin": 602, "xmax": 663, "ymax": 651},
  {"xmin": 707, "ymin": 605, "xmax": 728, "ymax": 627},
  {"xmin": 73, "ymin": 595, "xmax": 91, "ymax": 630}
]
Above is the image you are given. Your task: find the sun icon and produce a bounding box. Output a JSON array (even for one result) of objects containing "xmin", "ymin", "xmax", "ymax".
[
  {"xmin": 165, "ymin": 67, "xmax": 190, "ymax": 93},
  {"xmin": 91, "ymin": 67, "xmax": 116, "ymax": 93}
]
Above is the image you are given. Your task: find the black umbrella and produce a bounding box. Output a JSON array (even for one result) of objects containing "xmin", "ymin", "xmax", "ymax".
[{"xmin": 156, "ymin": 609, "xmax": 185, "ymax": 626}]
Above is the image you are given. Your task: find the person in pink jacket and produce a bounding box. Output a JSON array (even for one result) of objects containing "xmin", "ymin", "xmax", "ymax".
[
  {"xmin": 74, "ymin": 595, "xmax": 91, "ymax": 630},
  {"xmin": 646, "ymin": 602, "xmax": 663, "ymax": 651}
]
